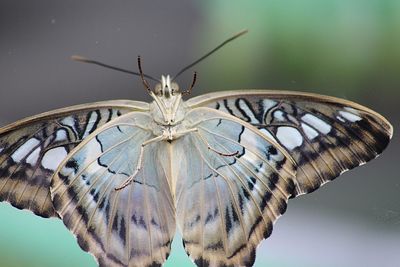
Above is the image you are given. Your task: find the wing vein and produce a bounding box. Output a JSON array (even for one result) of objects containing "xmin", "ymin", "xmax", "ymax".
[
  {"xmin": 192, "ymin": 137, "xmax": 228, "ymax": 257},
  {"xmin": 142, "ymin": 151, "xmax": 154, "ymax": 264},
  {"xmin": 106, "ymin": 187, "xmax": 121, "ymax": 251},
  {"xmin": 195, "ymin": 132, "xmax": 248, "ymax": 239},
  {"xmin": 126, "ymin": 166, "xmax": 134, "ymax": 265},
  {"xmin": 198, "ymin": 126, "xmax": 293, "ymax": 184},
  {"xmin": 214, "ymin": 138, "xmax": 282, "ymax": 220},
  {"xmin": 53, "ymin": 131, "xmax": 144, "ymax": 197},
  {"xmin": 68, "ymin": 149, "xmax": 127, "ymax": 231}
]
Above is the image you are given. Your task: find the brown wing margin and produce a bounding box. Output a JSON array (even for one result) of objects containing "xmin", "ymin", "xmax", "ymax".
[
  {"xmin": 187, "ymin": 90, "xmax": 393, "ymax": 197},
  {"xmin": 0, "ymin": 100, "xmax": 148, "ymax": 218}
]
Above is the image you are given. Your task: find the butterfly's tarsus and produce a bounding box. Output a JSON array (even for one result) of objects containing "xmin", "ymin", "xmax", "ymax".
[
  {"xmin": 208, "ymin": 146, "xmax": 239, "ymax": 157},
  {"xmin": 115, "ymin": 135, "xmax": 165, "ymax": 191},
  {"xmin": 195, "ymin": 131, "xmax": 239, "ymax": 157},
  {"xmin": 114, "ymin": 150, "xmax": 143, "ymax": 191}
]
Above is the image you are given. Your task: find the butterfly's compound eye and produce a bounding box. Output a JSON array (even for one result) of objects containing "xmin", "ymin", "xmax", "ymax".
[
  {"xmin": 154, "ymin": 83, "xmax": 162, "ymax": 96},
  {"xmin": 171, "ymin": 82, "xmax": 180, "ymax": 94}
]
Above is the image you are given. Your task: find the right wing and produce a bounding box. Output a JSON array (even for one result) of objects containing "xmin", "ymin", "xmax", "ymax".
[
  {"xmin": 0, "ymin": 100, "xmax": 148, "ymax": 218},
  {"xmin": 187, "ymin": 90, "xmax": 393, "ymax": 197},
  {"xmin": 174, "ymin": 107, "xmax": 296, "ymax": 267}
]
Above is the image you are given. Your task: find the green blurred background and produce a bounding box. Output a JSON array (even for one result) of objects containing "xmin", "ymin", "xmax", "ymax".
[{"xmin": 0, "ymin": 0, "xmax": 399, "ymax": 266}]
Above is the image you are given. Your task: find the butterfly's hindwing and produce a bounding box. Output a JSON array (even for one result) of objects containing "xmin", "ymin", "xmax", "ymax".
[
  {"xmin": 174, "ymin": 108, "xmax": 296, "ymax": 267},
  {"xmin": 0, "ymin": 84, "xmax": 393, "ymax": 267},
  {"xmin": 0, "ymin": 101, "xmax": 145, "ymax": 217},
  {"xmin": 188, "ymin": 91, "xmax": 393, "ymax": 196},
  {"xmin": 51, "ymin": 112, "xmax": 175, "ymax": 267}
]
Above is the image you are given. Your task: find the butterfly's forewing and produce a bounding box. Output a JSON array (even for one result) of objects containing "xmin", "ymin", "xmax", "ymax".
[
  {"xmin": 187, "ymin": 91, "xmax": 393, "ymax": 196},
  {"xmin": 51, "ymin": 112, "xmax": 175, "ymax": 267},
  {"xmin": 174, "ymin": 108, "xmax": 296, "ymax": 267},
  {"xmin": 0, "ymin": 100, "xmax": 147, "ymax": 217}
]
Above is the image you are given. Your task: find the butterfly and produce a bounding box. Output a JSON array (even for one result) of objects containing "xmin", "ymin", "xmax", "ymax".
[{"xmin": 0, "ymin": 30, "xmax": 393, "ymax": 267}]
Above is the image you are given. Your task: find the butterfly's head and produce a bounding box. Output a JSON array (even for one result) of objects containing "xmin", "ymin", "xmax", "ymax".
[
  {"xmin": 149, "ymin": 75, "xmax": 185, "ymax": 126},
  {"xmin": 154, "ymin": 75, "xmax": 180, "ymax": 99}
]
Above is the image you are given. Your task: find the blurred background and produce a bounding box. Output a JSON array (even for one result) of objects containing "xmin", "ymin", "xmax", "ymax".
[{"xmin": 0, "ymin": 0, "xmax": 399, "ymax": 266}]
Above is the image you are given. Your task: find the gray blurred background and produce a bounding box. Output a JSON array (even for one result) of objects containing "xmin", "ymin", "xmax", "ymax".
[{"xmin": 0, "ymin": 1, "xmax": 399, "ymax": 266}]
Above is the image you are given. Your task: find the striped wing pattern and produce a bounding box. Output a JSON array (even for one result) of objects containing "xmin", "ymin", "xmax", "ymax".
[
  {"xmin": 51, "ymin": 112, "xmax": 175, "ymax": 267},
  {"xmin": 175, "ymin": 108, "xmax": 296, "ymax": 267},
  {"xmin": 0, "ymin": 90, "xmax": 393, "ymax": 267},
  {"xmin": 188, "ymin": 91, "xmax": 393, "ymax": 196},
  {"xmin": 0, "ymin": 101, "xmax": 139, "ymax": 217}
]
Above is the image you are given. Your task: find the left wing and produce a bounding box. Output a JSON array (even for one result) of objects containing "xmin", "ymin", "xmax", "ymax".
[
  {"xmin": 0, "ymin": 100, "xmax": 146, "ymax": 217},
  {"xmin": 187, "ymin": 90, "xmax": 393, "ymax": 197},
  {"xmin": 51, "ymin": 112, "xmax": 175, "ymax": 267},
  {"xmin": 174, "ymin": 108, "xmax": 296, "ymax": 267}
]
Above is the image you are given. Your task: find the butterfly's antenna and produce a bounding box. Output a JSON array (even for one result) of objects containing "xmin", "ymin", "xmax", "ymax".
[
  {"xmin": 181, "ymin": 71, "xmax": 197, "ymax": 95},
  {"xmin": 71, "ymin": 55, "xmax": 159, "ymax": 82},
  {"xmin": 172, "ymin": 29, "xmax": 248, "ymax": 80},
  {"xmin": 137, "ymin": 56, "xmax": 152, "ymax": 92}
]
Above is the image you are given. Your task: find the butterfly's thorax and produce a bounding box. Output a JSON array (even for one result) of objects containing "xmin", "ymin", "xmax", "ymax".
[
  {"xmin": 149, "ymin": 75, "xmax": 190, "ymax": 140},
  {"xmin": 149, "ymin": 98, "xmax": 186, "ymax": 126}
]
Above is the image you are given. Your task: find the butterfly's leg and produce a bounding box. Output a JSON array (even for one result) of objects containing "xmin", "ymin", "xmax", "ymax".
[
  {"xmin": 173, "ymin": 127, "xmax": 198, "ymax": 138},
  {"xmin": 114, "ymin": 135, "xmax": 164, "ymax": 191},
  {"xmin": 195, "ymin": 131, "xmax": 239, "ymax": 157}
]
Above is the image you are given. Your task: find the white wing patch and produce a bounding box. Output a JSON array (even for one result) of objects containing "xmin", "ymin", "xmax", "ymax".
[
  {"xmin": 26, "ymin": 146, "xmax": 41, "ymax": 165},
  {"xmin": 61, "ymin": 116, "xmax": 75, "ymax": 128},
  {"xmin": 237, "ymin": 99, "xmax": 260, "ymax": 123},
  {"xmin": 276, "ymin": 126, "xmax": 303, "ymax": 150},
  {"xmin": 301, "ymin": 123, "xmax": 319, "ymax": 140},
  {"xmin": 301, "ymin": 114, "xmax": 332, "ymax": 134},
  {"xmin": 261, "ymin": 99, "xmax": 277, "ymax": 113},
  {"xmin": 11, "ymin": 138, "xmax": 40, "ymax": 162},
  {"xmin": 336, "ymin": 116, "xmax": 346, "ymax": 122},
  {"xmin": 83, "ymin": 111, "xmax": 99, "ymax": 136},
  {"xmin": 273, "ymin": 110, "xmax": 285, "ymax": 121},
  {"xmin": 339, "ymin": 110, "xmax": 362, "ymax": 122},
  {"xmin": 42, "ymin": 147, "xmax": 68, "ymax": 171},
  {"xmin": 259, "ymin": 128, "xmax": 275, "ymax": 141},
  {"xmin": 55, "ymin": 129, "xmax": 68, "ymax": 142}
]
